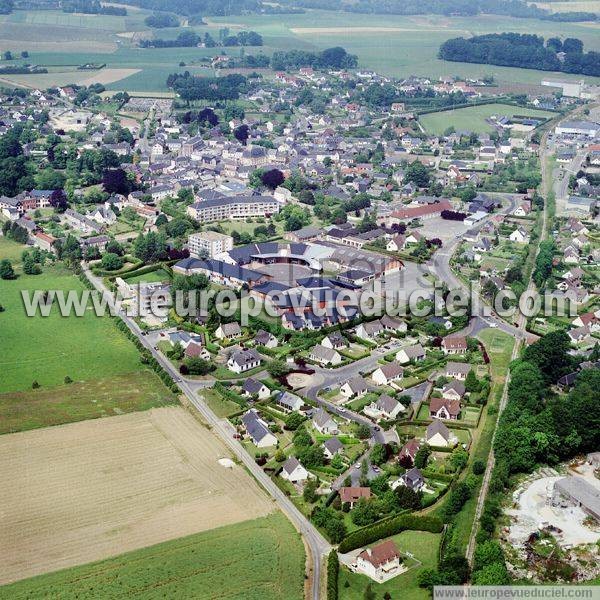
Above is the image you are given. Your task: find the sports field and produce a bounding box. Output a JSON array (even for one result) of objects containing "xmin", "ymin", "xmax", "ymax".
[
  {"xmin": 419, "ymin": 103, "xmax": 555, "ymax": 135},
  {"xmin": 0, "ymin": 8, "xmax": 599, "ymax": 91},
  {"xmin": 0, "ymin": 406, "xmax": 275, "ymax": 585}
]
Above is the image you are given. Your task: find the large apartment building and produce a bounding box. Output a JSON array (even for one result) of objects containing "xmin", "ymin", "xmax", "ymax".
[
  {"xmin": 186, "ymin": 194, "xmax": 280, "ymax": 223},
  {"xmin": 188, "ymin": 231, "xmax": 234, "ymax": 258}
]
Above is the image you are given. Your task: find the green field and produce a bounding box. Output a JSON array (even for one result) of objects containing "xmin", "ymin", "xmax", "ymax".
[
  {"xmin": 419, "ymin": 103, "xmax": 555, "ymax": 134},
  {"xmin": 0, "ymin": 238, "xmax": 174, "ymax": 430},
  {"xmin": 339, "ymin": 530, "xmax": 441, "ymax": 600},
  {"xmin": 124, "ymin": 267, "xmax": 171, "ymax": 283},
  {"xmin": 1, "ymin": 8, "xmax": 599, "ymax": 91},
  {"xmin": 0, "ymin": 512, "xmax": 305, "ymax": 600}
]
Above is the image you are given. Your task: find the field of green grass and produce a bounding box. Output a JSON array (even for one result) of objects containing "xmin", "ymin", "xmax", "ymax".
[
  {"xmin": 339, "ymin": 530, "xmax": 441, "ymax": 600},
  {"xmin": 0, "ymin": 512, "xmax": 305, "ymax": 600},
  {"xmin": 420, "ymin": 103, "xmax": 555, "ymax": 134},
  {"xmin": 1, "ymin": 8, "xmax": 599, "ymax": 91},
  {"xmin": 124, "ymin": 267, "xmax": 171, "ymax": 283},
  {"xmin": 0, "ymin": 238, "xmax": 174, "ymax": 430}
]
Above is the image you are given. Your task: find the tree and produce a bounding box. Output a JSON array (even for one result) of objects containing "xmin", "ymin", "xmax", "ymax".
[
  {"xmin": 370, "ymin": 443, "xmax": 388, "ymax": 466},
  {"xmin": 23, "ymin": 256, "xmax": 41, "ymax": 275},
  {"xmin": 105, "ymin": 239, "xmax": 124, "ymax": 255},
  {"xmin": 414, "ymin": 445, "xmax": 430, "ymax": 469},
  {"xmin": 354, "ymin": 423, "xmax": 371, "ymax": 439},
  {"xmin": 394, "ymin": 485, "xmax": 422, "ymax": 510},
  {"xmin": 133, "ymin": 232, "xmax": 168, "ymax": 263},
  {"xmin": 303, "ymin": 478, "xmax": 319, "ymax": 503},
  {"xmin": 404, "ymin": 161, "xmax": 431, "ymax": 187},
  {"xmin": 233, "ymin": 124, "xmax": 250, "ymax": 145},
  {"xmin": 0, "ymin": 259, "xmax": 15, "ymax": 279},
  {"xmin": 185, "ymin": 356, "xmax": 215, "ymax": 375},
  {"xmin": 49, "ymin": 189, "xmax": 68, "ymax": 212},
  {"xmin": 472, "ymin": 561, "xmax": 510, "ymax": 584},
  {"xmin": 261, "ymin": 168, "xmax": 285, "ymax": 190},
  {"xmin": 563, "ymin": 37, "xmax": 584, "ymax": 54},
  {"xmin": 100, "ymin": 252, "xmax": 123, "ymax": 271},
  {"xmin": 472, "ymin": 459, "xmax": 486, "ymax": 475},
  {"xmin": 465, "ymin": 369, "xmax": 480, "ymax": 393},
  {"xmin": 102, "ymin": 168, "xmax": 131, "ymax": 195},
  {"xmin": 473, "ymin": 540, "xmax": 505, "ymax": 573},
  {"xmin": 285, "ymin": 412, "xmax": 305, "ymax": 431},
  {"xmin": 267, "ymin": 360, "xmax": 290, "ymax": 378},
  {"xmin": 351, "ymin": 498, "xmax": 379, "ymax": 526}
]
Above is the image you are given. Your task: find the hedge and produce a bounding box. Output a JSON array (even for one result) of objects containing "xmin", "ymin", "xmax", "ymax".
[
  {"xmin": 213, "ymin": 381, "xmax": 248, "ymax": 408},
  {"xmin": 337, "ymin": 513, "xmax": 443, "ymax": 553},
  {"xmin": 327, "ymin": 551, "xmax": 339, "ymax": 600}
]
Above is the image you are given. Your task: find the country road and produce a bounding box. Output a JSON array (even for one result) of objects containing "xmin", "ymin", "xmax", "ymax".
[{"xmin": 81, "ymin": 264, "xmax": 331, "ymax": 600}]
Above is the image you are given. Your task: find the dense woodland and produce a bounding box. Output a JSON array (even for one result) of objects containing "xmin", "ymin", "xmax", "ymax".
[{"xmin": 439, "ymin": 33, "xmax": 600, "ymax": 77}]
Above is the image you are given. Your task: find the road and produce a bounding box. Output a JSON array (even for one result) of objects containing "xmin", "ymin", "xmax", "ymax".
[{"xmin": 81, "ymin": 264, "xmax": 331, "ymax": 600}]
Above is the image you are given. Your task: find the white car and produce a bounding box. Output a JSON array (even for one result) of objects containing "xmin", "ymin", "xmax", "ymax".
[{"xmin": 490, "ymin": 323, "xmax": 498, "ymax": 328}]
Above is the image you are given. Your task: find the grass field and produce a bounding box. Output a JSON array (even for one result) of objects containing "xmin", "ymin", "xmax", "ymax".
[
  {"xmin": 124, "ymin": 267, "xmax": 171, "ymax": 283},
  {"xmin": 0, "ymin": 406, "xmax": 276, "ymax": 585},
  {"xmin": 0, "ymin": 259, "xmax": 144, "ymax": 393},
  {"xmin": 0, "ymin": 512, "xmax": 303, "ymax": 600},
  {"xmin": 1, "ymin": 8, "xmax": 599, "ymax": 91},
  {"xmin": 339, "ymin": 530, "xmax": 441, "ymax": 600},
  {"xmin": 419, "ymin": 103, "xmax": 555, "ymax": 134}
]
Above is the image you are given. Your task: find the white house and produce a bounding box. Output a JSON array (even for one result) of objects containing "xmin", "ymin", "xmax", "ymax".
[
  {"xmin": 396, "ymin": 344, "xmax": 426, "ymax": 364},
  {"xmin": 281, "ymin": 457, "xmax": 309, "ymax": 483},
  {"xmin": 242, "ymin": 409, "xmax": 277, "ymax": 448},
  {"xmin": 276, "ymin": 390, "xmax": 304, "ymax": 413},
  {"xmin": 242, "ymin": 378, "xmax": 271, "ymax": 400},
  {"xmin": 340, "ymin": 377, "xmax": 368, "ymax": 399},
  {"xmin": 227, "ymin": 348, "xmax": 261, "ymax": 374},
  {"xmin": 215, "ymin": 321, "xmax": 242, "ymax": 340},
  {"xmin": 426, "ymin": 419, "xmax": 458, "ymax": 447},
  {"xmin": 309, "ymin": 344, "xmax": 343, "ymax": 366},
  {"xmin": 509, "ymin": 227, "xmax": 530, "ymax": 244},
  {"xmin": 312, "ymin": 408, "xmax": 339, "ymax": 435},
  {"xmin": 323, "ymin": 437, "xmax": 344, "ymax": 459},
  {"xmin": 356, "ymin": 540, "xmax": 403, "ymax": 582},
  {"xmin": 364, "ymin": 394, "xmax": 405, "ymax": 421},
  {"xmin": 371, "ymin": 362, "xmax": 404, "ymax": 386}
]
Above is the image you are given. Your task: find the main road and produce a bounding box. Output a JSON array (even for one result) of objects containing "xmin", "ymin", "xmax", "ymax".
[{"xmin": 81, "ymin": 264, "xmax": 331, "ymax": 600}]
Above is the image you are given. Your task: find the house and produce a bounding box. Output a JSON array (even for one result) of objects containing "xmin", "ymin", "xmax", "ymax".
[
  {"xmin": 215, "ymin": 321, "xmax": 242, "ymax": 340},
  {"xmin": 568, "ymin": 325, "xmax": 591, "ymax": 343},
  {"xmin": 323, "ymin": 437, "xmax": 344, "ymax": 459},
  {"xmin": 399, "ymin": 438, "xmax": 421, "ymax": 464},
  {"xmin": 387, "ymin": 235, "xmax": 406, "ymax": 252},
  {"xmin": 184, "ymin": 342, "xmax": 210, "ymax": 360},
  {"xmin": 430, "ymin": 397, "xmax": 461, "ymax": 420},
  {"xmin": 321, "ymin": 332, "xmax": 348, "ymax": 350},
  {"xmin": 312, "ymin": 408, "xmax": 339, "ymax": 435},
  {"xmin": 397, "ymin": 467, "xmax": 425, "ymax": 491},
  {"xmin": 509, "ymin": 227, "xmax": 530, "ymax": 244},
  {"xmin": 441, "ymin": 336, "xmax": 468, "ymax": 355},
  {"xmin": 445, "ymin": 361, "xmax": 472, "ymax": 381},
  {"xmin": 572, "ymin": 312, "xmax": 600, "ymax": 332},
  {"xmin": 396, "ymin": 344, "xmax": 426, "ymax": 364},
  {"xmin": 339, "ymin": 486, "xmax": 371, "ymax": 508},
  {"xmin": 355, "ymin": 320, "xmax": 384, "ymax": 341},
  {"xmin": 441, "ymin": 380, "xmax": 466, "ymax": 401},
  {"xmin": 242, "ymin": 378, "xmax": 271, "ymax": 400},
  {"xmin": 227, "ymin": 348, "xmax": 262, "ymax": 374},
  {"xmin": 371, "ymin": 362, "xmax": 404, "ymax": 386},
  {"xmin": 364, "ymin": 394, "xmax": 405, "ymax": 421},
  {"xmin": 255, "ymin": 329, "xmax": 278, "ymax": 348},
  {"xmin": 276, "ymin": 390, "xmax": 304, "ymax": 413},
  {"xmin": 356, "ymin": 540, "xmax": 402, "ymax": 582},
  {"xmin": 242, "ymin": 409, "xmax": 277, "ymax": 447},
  {"xmin": 309, "ymin": 344, "xmax": 343, "ymax": 366},
  {"xmin": 281, "ymin": 457, "xmax": 309, "ymax": 483},
  {"xmin": 340, "ymin": 377, "xmax": 368, "ymax": 399},
  {"xmin": 426, "ymin": 419, "xmax": 457, "ymax": 447},
  {"xmin": 380, "ymin": 315, "xmax": 408, "ymax": 333}
]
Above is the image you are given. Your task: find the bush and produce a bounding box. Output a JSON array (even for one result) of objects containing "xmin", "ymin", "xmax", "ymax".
[
  {"xmin": 337, "ymin": 514, "xmax": 443, "ymax": 553},
  {"xmin": 327, "ymin": 551, "xmax": 339, "ymax": 600},
  {"xmin": 472, "ymin": 459, "xmax": 486, "ymax": 475}
]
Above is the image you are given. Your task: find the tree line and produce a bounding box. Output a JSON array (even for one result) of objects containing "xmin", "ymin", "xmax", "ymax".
[
  {"xmin": 166, "ymin": 72, "xmax": 247, "ymax": 101},
  {"xmin": 271, "ymin": 47, "xmax": 358, "ymax": 70},
  {"xmin": 140, "ymin": 30, "xmax": 262, "ymax": 48},
  {"xmin": 439, "ymin": 33, "xmax": 600, "ymax": 77}
]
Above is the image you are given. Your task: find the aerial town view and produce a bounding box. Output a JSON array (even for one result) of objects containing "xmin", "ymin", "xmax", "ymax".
[{"xmin": 0, "ymin": 0, "xmax": 599, "ymax": 598}]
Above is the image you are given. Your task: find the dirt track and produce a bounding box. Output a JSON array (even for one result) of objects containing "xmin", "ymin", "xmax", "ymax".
[{"xmin": 0, "ymin": 407, "xmax": 273, "ymax": 584}]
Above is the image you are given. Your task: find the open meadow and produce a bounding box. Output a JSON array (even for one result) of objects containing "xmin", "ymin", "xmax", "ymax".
[
  {"xmin": 0, "ymin": 8, "xmax": 598, "ymax": 91},
  {"xmin": 0, "ymin": 406, "xmax": 276, "ymax": 585},
  {"xmin": 0, "ymin": 238, "xmax": 174, "ymax": 430},
  {"xmin": 419, "ymin": 103, "xmax": 556, "ymax": 135}
]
